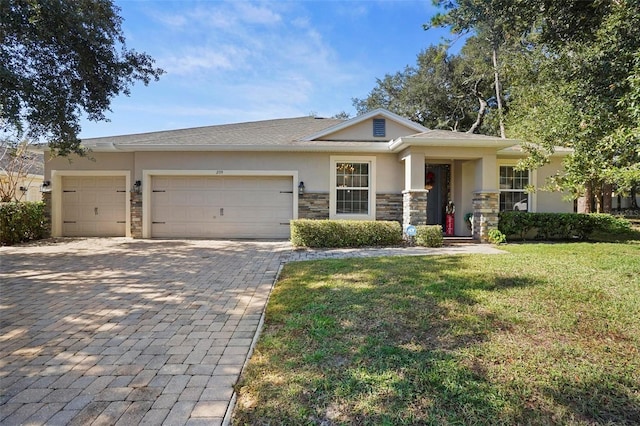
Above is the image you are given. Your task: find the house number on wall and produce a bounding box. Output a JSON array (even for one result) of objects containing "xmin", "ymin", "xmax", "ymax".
[{"xmin": 216, "ymin": 170, "xmax": 224, "ymax": 175}]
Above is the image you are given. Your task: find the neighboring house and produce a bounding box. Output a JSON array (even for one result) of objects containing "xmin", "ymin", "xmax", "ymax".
[
  {"xmin": 41, "ymin": 109, "xmax": 573, "ymax": 242},
  {"xmin": 0, "ymin": 152, "xmax": 44, "ymax": 202}
]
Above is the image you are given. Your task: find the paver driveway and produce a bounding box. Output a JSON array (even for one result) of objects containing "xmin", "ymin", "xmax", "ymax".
[{"xmin": 0, "ymin": 238, "xmax": 290, "ymax": 425}]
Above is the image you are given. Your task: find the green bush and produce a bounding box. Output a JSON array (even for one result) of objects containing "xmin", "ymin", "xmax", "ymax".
[
  {"xmin": 499, "ymin": 211, "xmax": 631, "ymax": 241},
  {"xmin": 290, "ymin": 219, "xmax": 402, "ymax": 248},
  {"xmin": 415, "ymin": 225, "xmax": 443, "ymax": 247},
  {"xmin": 488, "ymin": 229, "xmax": 507, "ymax": 245},
  {"xmin": 0, "ymin": 201, "xmax": 49, "ymax": 246}
]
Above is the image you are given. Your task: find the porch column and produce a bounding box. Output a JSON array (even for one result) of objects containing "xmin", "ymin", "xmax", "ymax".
[
  {"xmin": 131, "ymin": 191, "xmax": 142, "ymax": 238},
  {"xmin": 402, "ymin": 151, "xmax": 427, "ymax": 228},
  {"xmin": 472, "ymin": 191, "xmax": 499, "ymax": 243},
  {"xmin": 403, "ymin": 189, "xmax": 428, "ymax": 227}
]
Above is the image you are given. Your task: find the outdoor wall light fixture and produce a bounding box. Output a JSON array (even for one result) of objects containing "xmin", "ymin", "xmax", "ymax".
[
  {"xmin": 40, "ymin": 181, "xmax": 51, "ymax": 193},
  {"xmin": 298, "ymin": 181, "xmax": 305, "ymax": 195},
  {"xmin": 133, "ymin": 180, "xmax": 142, "ymax": 194}
]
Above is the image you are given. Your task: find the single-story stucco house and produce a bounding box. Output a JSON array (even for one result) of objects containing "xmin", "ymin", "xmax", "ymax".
[
  {"xmin": 0, "ymin": 152, "xmax": 44, "ymax": 202},
  {"xmin": 41, "ymin": 108, "xmax": 573, "ymax": 242}
]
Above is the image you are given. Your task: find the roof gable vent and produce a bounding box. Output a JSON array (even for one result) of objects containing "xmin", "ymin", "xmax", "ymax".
[{"xmin": 373, "ymin": 118, "xmax": 386, "ymax": 137}]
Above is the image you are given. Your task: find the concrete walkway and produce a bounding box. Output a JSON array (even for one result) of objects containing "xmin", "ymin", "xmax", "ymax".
[{"xmin": 0, "ymin": 238, "xmax": 504, "ymax": 425}]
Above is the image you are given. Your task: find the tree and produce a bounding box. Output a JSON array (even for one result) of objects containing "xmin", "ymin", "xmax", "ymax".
[
  {"xmin": 505, "ymin": 0, "xmax": 640, "ymax": 212},
  {"xmin": 353, "ymin": 43, "xmax": 499, "ymax": 135},
  {"xmin": 0, "ymin": 0, "xmax": 164, "ymax": 156},
  {"xmin": 426, "ymin": 0, "xmax": 532, "ymax": 139}
]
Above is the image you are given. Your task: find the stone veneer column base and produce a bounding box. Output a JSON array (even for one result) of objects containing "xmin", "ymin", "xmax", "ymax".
[
  {"xmin": 402, "ymin": 189, "xmax": 429, "ymax": 229},
  {"xmin": 42, "ymin": 191, "xmax": 52, "ymax": 238},
  {"xmin": 131, "ymin": 192, "xmax": 142, "ymax": 238},
  {"xmin": 472, "ymin": 191, "xmax": 499, "ymax": 243}
]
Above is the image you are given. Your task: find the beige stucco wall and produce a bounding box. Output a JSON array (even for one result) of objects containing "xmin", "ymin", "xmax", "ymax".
[
  {"xmin": 0, "ymin": 174, "xmax": 43, "ymax": 202},
  {"xmin": 45, "ymin": 152, "xmax": 135, "ymax": 179},
  {"xmin": 46, "ymin": 151, "xmax": 405, "ymax": 194},
  {"xmin": 535, "ymin": 157, "xmax": 573, "ymax": 213}
]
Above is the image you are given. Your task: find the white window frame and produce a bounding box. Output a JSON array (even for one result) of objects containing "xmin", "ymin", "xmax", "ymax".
[
  {"xmin": 497, "ymin": 162, "xmax": 537, "ymax": 212},
  {"xmin": 330, "ymin": 156, "xmax": 376, "ymax": 220}
]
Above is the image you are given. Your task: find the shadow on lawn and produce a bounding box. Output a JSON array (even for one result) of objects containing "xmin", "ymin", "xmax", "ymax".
[
  {"xmin": 240, "ymin": 253, "xmax": 640, "ymax": 425},
  {"xmin": 237, "ymin": 255, "xmax": 548, "ymax": 424}
]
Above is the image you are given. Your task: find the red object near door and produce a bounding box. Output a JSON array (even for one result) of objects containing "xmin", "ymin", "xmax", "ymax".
[{"xmin": 445, "ymin": 214, "xmax": 455, "ymax": 236}]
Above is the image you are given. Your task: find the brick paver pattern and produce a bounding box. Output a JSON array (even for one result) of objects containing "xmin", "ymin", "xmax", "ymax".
[
  {"xmin": 0, "ymin": 238, "xmax": 503, "ymax": 425},
  {"xmin": 0, "ymin": 239, "xmax": 289, "ymax": 425}
]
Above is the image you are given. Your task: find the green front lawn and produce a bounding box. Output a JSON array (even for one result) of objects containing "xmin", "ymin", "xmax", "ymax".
[{"xmin": 233, "ymin": 242, "xmax": 640, "ymax": 425}]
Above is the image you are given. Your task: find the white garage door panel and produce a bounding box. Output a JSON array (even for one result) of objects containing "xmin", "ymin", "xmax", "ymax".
[
  {"xmin": 62, "ymin": 176, "xmax": 126, "ymax": 237},
  {"xmin": 151, "ymin": 175, "xmax": 292, "ymax": 238}
]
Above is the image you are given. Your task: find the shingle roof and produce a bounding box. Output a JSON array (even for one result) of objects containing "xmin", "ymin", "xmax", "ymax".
[
  {"xmin": 0, "ymin": 152, "xmax": 44, "ymax": 176},
  {"xmin": 81, "ymin": 116, "xmax": 346, "ymax": 148}
]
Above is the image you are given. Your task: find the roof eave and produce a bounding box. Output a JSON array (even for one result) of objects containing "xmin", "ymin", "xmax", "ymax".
[
  {"xmin": 107, "ymin": 143, "xmax": 392, "ymax": 153},
  {"xmin": 389, "ymin": 137, "xmax": 519, "ymax": 152}
]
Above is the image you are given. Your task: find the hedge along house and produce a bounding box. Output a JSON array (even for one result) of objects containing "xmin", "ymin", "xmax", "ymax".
[{"xmin": 41, "ymin": 109, "xmax": 573, "ymax": 242}]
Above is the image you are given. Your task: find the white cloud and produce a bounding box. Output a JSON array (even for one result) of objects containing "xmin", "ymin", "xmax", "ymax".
[{"xmin": 160, "ymin": 45, "xmax": 252, "ymax": 76}]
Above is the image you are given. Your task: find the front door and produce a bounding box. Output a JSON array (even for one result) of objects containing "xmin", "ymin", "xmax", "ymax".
[{"xmin": 425, "ymin": 164, "xmax": 450, "ymax": 229}]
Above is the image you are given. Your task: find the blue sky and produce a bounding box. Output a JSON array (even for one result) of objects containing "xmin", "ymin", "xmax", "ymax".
[{"xmin": 80, "ymin": 0, "xmax": 454, "ymax": 138}]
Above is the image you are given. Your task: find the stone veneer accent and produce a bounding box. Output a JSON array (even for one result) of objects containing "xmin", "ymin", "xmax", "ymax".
[
  {"xmin": 131, "ymin": 191, "xmax": 142, "ymax": 238},
  {"xmin": 42, "ymin": 191, "xmax": 52, "ymax": 238},
  {"xmin": 376, "ymin": 193, "xmax": 403, "ymax": 222},
  {"xmin": 472, "ymin": 191, "xmax": 499, "ymax": 243},
  {"xmin": 298, "ymin": 192, "xmax": 330, "ymax": 219},
  {"xmin": 402, "ymin": 189, "xmax": 429, "ymax": 228}
]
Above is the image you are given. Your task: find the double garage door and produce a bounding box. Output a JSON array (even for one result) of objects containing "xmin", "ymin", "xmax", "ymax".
[
  {"xmin": 150, "ymin": 175, "xmax": 293, "ymax": 239},
  {"xmin": 61, "ymin": 175, "xmax": 293, "ymax": 238}
]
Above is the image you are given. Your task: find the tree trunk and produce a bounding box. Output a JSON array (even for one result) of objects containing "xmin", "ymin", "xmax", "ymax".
[
  {"xmin": 584, "ymin": 182, "xmax": 593, "ymax": 213},
  {"xmin": 631, "ymin": 186, "xmax": 639, "ymax": 209},
  {"xmin": 492, "ymin": 47, "xmax": 506, "ymax": 139},
  {"xmin": 467, "ymin": 79, "xmax": 488, "ymax": 134},
  {"xmin": 601, "ymin": 183, "xmax": 612, "ymax": 213}
]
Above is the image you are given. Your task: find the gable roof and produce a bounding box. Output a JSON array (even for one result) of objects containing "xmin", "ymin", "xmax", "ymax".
[
  {"xmin": 79, "ymin": 116, "xmax": 345, "ymax": 150},
  {"xmin": 36, "ymin": 108, "xmax": 531, "ymax": 153},
  {"xmin": 300, "ymin": 108, "xmax": 428, "ymax": 141}
]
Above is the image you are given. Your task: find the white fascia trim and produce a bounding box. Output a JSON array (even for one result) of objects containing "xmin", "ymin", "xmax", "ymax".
[
  {"xmin": 389, "ymin": 137, "xmax": 518, "ymax": 152},
  {"xmin": 302, "ymin": 109, "xmax": 428, "ymax": 141},
  {"xmin": 329, "ymin": 156, "xmax": 377, "ymax": 221},
  {"xmin": 497, "ymin": 144, "xmax": 573, "ymax": 157},
  {"xmin": 106, "ymin": 144, "xmax": 391, "ymax": 153},
  {"xmin": 50, "ymin": 170, "xmax": 131, "ymax": 238},
  {"xmin": 141, "ymin": 169, "xmax": 299, "ymax": 239}
]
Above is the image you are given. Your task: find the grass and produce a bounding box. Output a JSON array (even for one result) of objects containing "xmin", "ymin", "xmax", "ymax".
[{"xmin": 233, "ymin": 241, "xmax": 640, "ymax": 425}]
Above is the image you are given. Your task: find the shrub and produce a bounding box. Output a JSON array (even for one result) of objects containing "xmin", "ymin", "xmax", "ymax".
[
  {"xmin": 290, "ymin": 219, "xmax": 402, "ymax": 248},
  {"xmin": 488, "ymin": 229, "xmax": 507, "ymax": 245},
  {"xmin": 0, "ymin": 201, "xmax": 49, "ymax": 246},
  {"xmin": 415, "ymin": 225, "xmax": 443, "ymax": 247},
  {"xmin": 498, "ymin": 211, "xmax": 631, "ymax": 241}
]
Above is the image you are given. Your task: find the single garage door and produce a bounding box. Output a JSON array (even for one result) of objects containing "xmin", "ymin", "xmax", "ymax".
[
  {"xmin": 151, "ymin": 175, "xmax": 293, "ymax": 238},
  {"xmin": 62, "ymin": 176, "xmax": 127, "ymax": 237}
]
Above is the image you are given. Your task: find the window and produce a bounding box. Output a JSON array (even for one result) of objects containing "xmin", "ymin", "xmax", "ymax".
[
  {"xmin": 373, "ymin": 118, "xmax": 386, "ymax": 137},
  {"xmin": 499, "ymin": 166, "xmax": 529, "ymax": 211},
  {"xmin": 330, "ymin": 156, "xmax": 376, "ymax": 219}
]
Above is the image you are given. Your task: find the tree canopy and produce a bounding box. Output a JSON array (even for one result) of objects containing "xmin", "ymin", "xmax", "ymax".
[
  {"xmin": 356, "ymin": 0, "xmax": 640, "ymax": 211},
  {"xmin": 0, "ymin": 0, "xmax": 164, "ymax": 155}
]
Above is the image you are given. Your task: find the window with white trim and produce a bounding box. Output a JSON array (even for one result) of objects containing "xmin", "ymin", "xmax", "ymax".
[
  {"xmin": 499, "ymin": 165, "xmax": 529, "ymax": 211},
  {"xmin": 330, "ymin": 156, "xmax": 376, "ymax": 219}
]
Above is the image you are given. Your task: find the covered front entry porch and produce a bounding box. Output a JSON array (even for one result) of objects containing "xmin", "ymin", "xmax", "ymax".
[{"xmin": 392, "ymin": 132, "xmax": 516, "ymax": 242}]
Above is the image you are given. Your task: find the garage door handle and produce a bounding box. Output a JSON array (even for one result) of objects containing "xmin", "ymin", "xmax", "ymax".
[{"xmin": 220, "ymin": 208, "xmax": 224, "ymax": 216}]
